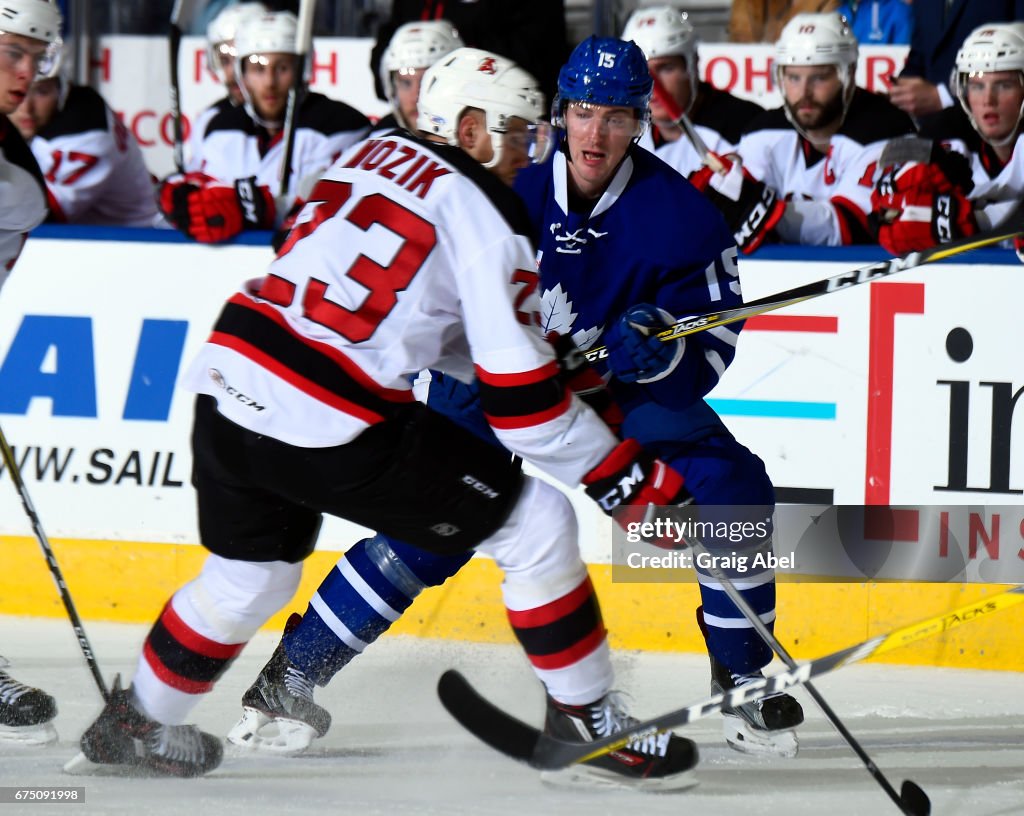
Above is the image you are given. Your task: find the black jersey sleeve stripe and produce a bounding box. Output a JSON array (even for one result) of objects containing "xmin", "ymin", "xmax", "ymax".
[{"xmin": 209, "ymin": 295, "xmax": 414, "ymax": 422}]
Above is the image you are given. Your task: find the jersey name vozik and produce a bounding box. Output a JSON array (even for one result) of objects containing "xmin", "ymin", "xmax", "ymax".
[{"xmin": 343, "ymin": 138, "xmax": 451, "ymax": 199}]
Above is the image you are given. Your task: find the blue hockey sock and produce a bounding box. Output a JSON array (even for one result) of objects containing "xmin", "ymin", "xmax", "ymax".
[
  {"xmin": 283, "ymin": 535, "xmax": 472, "ymax": 685},
  {"xmin": 697, "ymin": 572, "xmax": 775, "ymax": 674}
]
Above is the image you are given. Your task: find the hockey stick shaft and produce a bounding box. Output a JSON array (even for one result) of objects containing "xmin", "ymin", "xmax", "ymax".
[
  {"xmin": 683, "ymin": 536, "xmax": 928, "ymax": 815},
  {"xmin": 535, "ymin": 583, "xmax": 1024, "ymax": 769},
  {"xmin": 278, "ymin": 0, "xmax": 316, "ymax": 198},
  {"xmin": 0, "ymin": 423, "xmax": 108, "ymax": 701},
  {"xmin": 168, "ymin": 0, "xmax": 197, "ymax": 174},
  {"xmin": 649, "ymin": 72, "xmax": 725, "ymax": 173},
  {"xmin": 583, "ymin": 206, "xmax": 1024, "ymax": 363}
]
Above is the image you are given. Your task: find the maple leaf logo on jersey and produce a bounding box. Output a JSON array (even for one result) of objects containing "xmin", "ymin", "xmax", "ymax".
[
  {"xmin": 541, "ymin": 283, "xmax": 603, "ymax": 350},
  {"xmin": 477, "ymin": 57, "xmax": 497, "ymax": 75}
]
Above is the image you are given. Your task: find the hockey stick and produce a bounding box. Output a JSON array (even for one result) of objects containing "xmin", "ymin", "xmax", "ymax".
[
  {"xmin": 583, "ymin": 203, "xmax": 1024, "ymax": 363},
  {"xmin": 439, "ymin": 584, "xmax": 1024, "ymax": 770},
  {"xmin": 680, "ymin": 534, "xmax": 929, "ymax": 815},
  {"xmin": 168, "ymin": 0, "xmax": 199, "ymax": 174},
  {"xmin": 650, "ymin": 71, "xmax": 725, "ymax": 173},
  {"xmin": 278, "ymin": 0, "xmax": 315, "ymax": 198},
  {"xmin": 0, "ymin": 424, "xmax": 108, "ymax": 701}
]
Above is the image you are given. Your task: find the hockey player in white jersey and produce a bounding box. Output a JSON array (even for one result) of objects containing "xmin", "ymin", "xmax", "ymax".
[
  {"xmin": 871, "ymin": 22, "xmax": 1024, "ymax": 254},
  {"xmin": 72, "ymin": 47, "xmax": 698, "ymax": 784},
  {"xmin": 623, "ymin": 6, "xmax": 764, "ymax": 178},
  {"xmin": 11, "ymin": 52, "xmax": 161, "ymax": 226},
  {"xmin": 732, "ymin": 12, "xmax": 915, "ymax": 246},
  {"xmin": 159, "ymin": 10, "xmax": 371, "ymax": 244},
  {"xmin": 375, "ymin": 20, "xmax": 463, "ymax": 134},
  {"xmin": 0, "ymin": 0, "xmax": 62, "ymax": 744},
  {"xmin": 185, "ymin": 1, "xmax": 268, "ymax": 167},
  {"xmin": 205, "ymin": 1, "xmax": 267, "ymax": 109}
]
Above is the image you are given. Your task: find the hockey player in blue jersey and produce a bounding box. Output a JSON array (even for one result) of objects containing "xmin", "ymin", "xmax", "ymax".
[{"xmin": 512, "ymin": 35, "xmax": 804, "ymax": 757}]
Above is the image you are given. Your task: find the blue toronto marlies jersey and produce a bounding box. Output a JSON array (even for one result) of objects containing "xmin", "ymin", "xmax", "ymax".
[{"xmin": 514, "ymin": 144, "xmax": 744, "ymax": 443}]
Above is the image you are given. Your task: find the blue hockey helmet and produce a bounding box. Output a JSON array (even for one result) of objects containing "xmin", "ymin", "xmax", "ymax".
[{"xmin": 553, "ymin": 36, "xmax": 653, "ymax": 127}]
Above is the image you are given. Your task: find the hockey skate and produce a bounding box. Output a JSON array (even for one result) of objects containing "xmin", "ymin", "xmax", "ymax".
[
  {"xmin": 539, "ymin": 692, "xmax": 699, "ymax": 791},
  {"xmin": 226, "ymin": 614, "xmax": 331, "ymax": 755},
  {"xmin": 0, "ymin": 661, "xmax": 57, "ymax": 745},
  {"xmin": 709, "ymin": 651, "xmax": 804, "ymax": 758},
  {"xmin": 66, "ymin": 675, "xmax": 222, "ymax": 777}
]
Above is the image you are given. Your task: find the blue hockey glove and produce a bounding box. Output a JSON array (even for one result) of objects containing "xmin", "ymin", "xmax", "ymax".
[
  {"xmin": 604, "ymin": 304, "xmax": 684, "ymax": 384},
  {"xmin": 426, "ymin": 371, "xmax": 500, "ymax": 446}
]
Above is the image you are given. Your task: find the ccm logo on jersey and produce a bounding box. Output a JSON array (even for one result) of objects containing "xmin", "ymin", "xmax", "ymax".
[
  {"xmin": 208, "ymin": 368, "xmax": 266, "ymax": 411},
  {"xmin": 462, "ymin": 474, "xmax": 500, "ymax": 499}
]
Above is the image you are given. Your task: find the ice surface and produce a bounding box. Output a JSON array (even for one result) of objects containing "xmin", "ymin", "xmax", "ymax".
[{"xmin": 1, "ymin": 615, "xmax": 1022, "ymax": 816}]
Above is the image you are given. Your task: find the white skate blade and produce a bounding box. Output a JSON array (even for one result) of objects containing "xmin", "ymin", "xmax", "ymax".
[
  {"xmin": 540, "ymin": 765, "xmax": 699, "ymax": 793},
  {"xmin": 0, "ymin": 721, "xmax": 57, "ymax": 746},
  {"xmin": 226, "ymin": 707, "xmax": 317, "ymax": 756},
  {"xmin": 722, "ymin": 714, "xmax": 799, "ymax": 758}
]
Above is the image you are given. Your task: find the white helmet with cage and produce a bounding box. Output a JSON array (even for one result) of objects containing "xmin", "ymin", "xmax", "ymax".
[
  {"xmin": 380, "ymin": 20, "xmax": 464, "ymax": 126},
  {"xmin": 206, "ymin": 1, "xmax": 268, "ymax": 83},
  {"xmin": 418, "ymin": 47, "xmax": 552, "ymax": 169},
  {"xmin": 0, "ymin": 0, "xmax": 63, "ymax": 77},
  {"xmin": 234, "ymin": 10, "xmax": 304, "ymax": 129},
  {"xmin": 952, "ymin": 22, "xmax": 1024, "ymax": 147},
  {"xmin": 775, "ymin": 12, "xmax": 859, "ymax": 133}
]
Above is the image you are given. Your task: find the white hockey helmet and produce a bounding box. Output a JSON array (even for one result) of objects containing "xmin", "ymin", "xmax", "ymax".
[
  {"xmin": 0, "ymin": 0, "xmax": 63, "ymax": 78},
  {"xmin": 235, "ymin": 11, "xmax": 305, "ymax": 129},
  {"xmin": 775, "ymin": 12, "xmax": 858, "ymax": 133},
  {"xmin": 952, "ymin": 22, "xmax": 1024, "ymax": 147},
  {"xmin": 622, "ymin": 5, "xmax": 699, "ymax": 114},
  {"xmin": 775, "ymin": 12, "xmax": 858, "ymax": 84},
  {"xmin": 380, "ymin": 20, "xmax": 464, "ymax": 121},
  {"xmin": 206, "ymin": 1, "xmax": 268, "ymax": 83},
  {"xmin": 418, "ymin": 47, "xmax": 552, "ymax": 169}
]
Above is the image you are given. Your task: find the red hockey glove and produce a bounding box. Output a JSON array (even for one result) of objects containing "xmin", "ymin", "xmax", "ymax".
[
  {"xmin": 583, "ymin": 438, "xmax": 692, "ymax": 514},
  {"xmin": 690, "ymin": 159, "xmax": 784, "ymax": 254},
  {"xmin": 158, "ymin": 171, "xmax": 215, "ymax": 228},
  {"xmin": 160, "ymin": 174, "xmax": 275, "ymax": 243},
  {"xmin": 871, "ymin": 161, "xmax": 977, "ymax": 254},
  {"xmin": 546, "ymin": 331, "xmax": 623, "ymax": 434},
  {"xmin": 1015, "ymin": 235, "xmax": 1024, "ymax": 265}
]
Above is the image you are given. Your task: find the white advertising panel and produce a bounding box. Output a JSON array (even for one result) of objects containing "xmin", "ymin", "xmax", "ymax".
[{"xmin": 1, "ymin": 236, "xmax": 1020, "ymax": 565}]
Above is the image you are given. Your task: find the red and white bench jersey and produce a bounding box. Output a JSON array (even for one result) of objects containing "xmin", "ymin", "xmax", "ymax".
[
  {"xmin": 182, "ymin": 132, "xmax": 618, "ymax": 485},
  {"xmin": 29, "ymin": 86, "xmax": 161, "ymax": 227},
  {"xmin": 922, "ymin": 106, "xmax": 1024, "ymax": 233},
  {"xmin": 0, "ymin": 115, "xmax": 47, "ymax": 290},
  {"xmin": 639, "ymin": 83, "xmax": 764, "ymax": 179},
  {"xmin": 189, "ymin": 92, "xmax": 371, "ymax": 218},
  {"xmin": 185, "ymin": 96, "xmax": 233, "ymax": 173},
  {"xmin": 736, "ymin": 88, "xmax": 915, "ymax": 245}
]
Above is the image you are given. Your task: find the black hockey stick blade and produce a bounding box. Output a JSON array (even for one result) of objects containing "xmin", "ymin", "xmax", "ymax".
[
  {"xmin": 900, "ymin": 780, "xmax": 931, "ymax": 816},
  {"xmin": 583, "ymin": 203, "xmax": 1024, "ymax": 362},
  {"xmin": 439, "ymin": 586, "xmax": 1024, "ymax": 772},
  {"xmin": 437, "ymin": 670, "xmax": 541, "ymax": 765}
]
